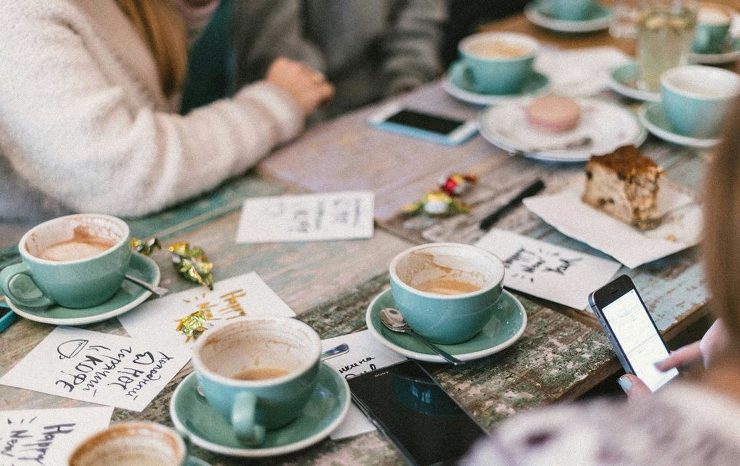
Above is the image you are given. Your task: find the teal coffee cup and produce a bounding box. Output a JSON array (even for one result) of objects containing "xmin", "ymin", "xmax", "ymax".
[
  {"xmin": 550, "ymin": 0, "xmax": 597, "ymax": 20},
  {"xmin": 191, "ymin": 318, "xmax": 322, "ymax": 446},
  {"xmin": 0, "ymin": 214, "xmax": 131, "ymax": 309},
  {"xmin": 389, "ymin": 243, "xmax": 505, "ymax": 345},
  {"xmin": 692, "ymin": 3, "xmax": 732, "ymax": 54},
  {"xmin": 458, "ymin": 32, "xmax": 538, "ymax": 95},
  {"xmin": 660, "ymin": 65, "xmax": 740, "ymax": 138}
]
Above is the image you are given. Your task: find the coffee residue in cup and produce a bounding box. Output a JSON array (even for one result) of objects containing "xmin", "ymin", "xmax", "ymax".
[
  {"xmin": 37, "ymin": 225, "xmax": 117, "ymax": 261},
  {"xmin": 466, "ymin": 40, "xmax": 531, "ymax": 58},
  {"xmin": 402, "ymin": 251, "xmax": 486, "ymax": 295},
  {"xmin": 232, "ymin": 367, "xmax": 290, "ymax": 381},
  {"xmin": 414, "ymin": 277, "xmax": 481, "ymax": 295}
]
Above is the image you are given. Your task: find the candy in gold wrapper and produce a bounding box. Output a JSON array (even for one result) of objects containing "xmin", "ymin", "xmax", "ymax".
[
  {"xmin": 130, "ymin": 237, "xmax": 161, "ymax": 256},
  {"xmin": 175, "ymin": 310, "xmax": 209, "ymax": 341},
  {"xmin": 403, "ymin": 191, "xmax": 470, "ymax": 217},
  {"xmin": 439, "ymin": 173, "xmax": 477, "ymax": 196},
  {"xmin": 168, "ymin": 242, "xmax": 214, "ymax": 290}
]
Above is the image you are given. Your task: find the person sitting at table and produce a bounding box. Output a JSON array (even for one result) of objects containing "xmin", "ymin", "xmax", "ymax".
[
  {"xmin": 463, "ymin": 101, "xmax": 740, "ymax": 465},
  {"xmin": 0, "ymin": 0, "xmax": 334, "ymax": 223},
  {"xmin": 231, "ymin": 0, "xmax": 448, "ymax": 120}
]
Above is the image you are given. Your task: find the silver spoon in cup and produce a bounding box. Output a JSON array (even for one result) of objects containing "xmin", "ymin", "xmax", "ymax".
[{"xmin": 379, "ymin": 307, "xmax": 464, "ymax": 365}]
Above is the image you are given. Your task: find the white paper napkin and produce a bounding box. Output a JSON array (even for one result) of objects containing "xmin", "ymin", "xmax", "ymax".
[
  {"xmin": 523, "ymin": 183, "xmax": 702, "ymax": 268},
  {"xmin": 535, "ymin": 46, "xmax": 631, "ymax": 97}
]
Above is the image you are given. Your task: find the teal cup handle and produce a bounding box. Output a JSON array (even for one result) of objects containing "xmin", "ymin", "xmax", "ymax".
[
  {"xmin": 231, "ymin": 392, "xmax": 266, "ymax": 446},
  {"xmin": 0, "ymin": 263, "xmax": 54, "ymax": 308}
]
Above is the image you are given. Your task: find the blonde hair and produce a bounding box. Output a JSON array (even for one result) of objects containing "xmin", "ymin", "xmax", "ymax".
[
  {"xmin": 703, "ymin": 98, "xmax": 740, "ymax": 354},
  {"xmin": 115, "ymin": 0, "xmax": 188, "ymax": 97}
]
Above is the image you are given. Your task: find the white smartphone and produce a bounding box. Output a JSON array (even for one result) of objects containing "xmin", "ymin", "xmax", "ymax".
[
  {"xmin": 588, "ymin": 274, "xmax": 678, "ymax": 392},
  {"xmin": 368, "ymin": 103, "xmax": 478, "ymax": 146}
]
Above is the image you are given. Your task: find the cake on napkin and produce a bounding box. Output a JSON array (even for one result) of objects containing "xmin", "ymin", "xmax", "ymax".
[{"xmin": 582, "ymin": 145, "xmax": 662, "ymax": 230}]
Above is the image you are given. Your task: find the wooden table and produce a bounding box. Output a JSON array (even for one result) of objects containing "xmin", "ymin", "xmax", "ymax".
[{"xmin": 0, "ymin": 10, "xmax": 718, "ymax": 465}]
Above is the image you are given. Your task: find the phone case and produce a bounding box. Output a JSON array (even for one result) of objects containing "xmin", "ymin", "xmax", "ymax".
[{"xmin": 370, "ymin": 119, "xmax": 477, "ymax": 146}]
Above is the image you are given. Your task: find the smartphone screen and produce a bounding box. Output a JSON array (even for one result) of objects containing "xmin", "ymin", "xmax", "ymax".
[
  {"xmin": 384, "ymin": 109, "xmax": 466, "ymax": 136},
  {"xmin": 348, "ymin": 360, "xmax": 485, "ymax": 465},
  {"xmin": 596, "ymin": 285, "xmax": 678, "ymax": 392}
]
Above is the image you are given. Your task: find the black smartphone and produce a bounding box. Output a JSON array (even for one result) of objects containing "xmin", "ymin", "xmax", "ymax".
[
  {"xmin": 588, "ymin": 274, "xmax": 678, "ymax": 392},
  {"xmin": 368, "ymin": 103, "xmax": 478, "ymax": 146},
  {"xmin": 347, "ymin": 360, "xmax": 486, "ymax": 466}
]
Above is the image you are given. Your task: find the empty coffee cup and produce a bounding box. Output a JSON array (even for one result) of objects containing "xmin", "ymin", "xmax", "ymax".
[
  {"xmin": 68, "ymin": 422, "xmax": 186, "ymax": 466},
  {"xmin": 692, "ymin": 2, "xmax": 733, "ymax": 54},
  {"xmin": 458, "ymin": 32, "xmax": 538, "ymax": 95},
  {"xmin": 660, "ymin": 65, "xmax": 740, "ymax": 138},
  {"xmin": 0, "ymin": 214, "xmax": 131, "ymax": 309},
  {"xmin": 389, "ymin": 243, "xmax": 505, "ymax": 345},
  {"xmin": 191, "ymin": 318, "xmax": 322, "ymax": 446}
]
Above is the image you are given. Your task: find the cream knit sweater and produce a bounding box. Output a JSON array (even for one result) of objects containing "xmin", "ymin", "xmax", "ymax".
[{"xmin": 0, "ymin": 0, "xmax": 304, "ymax": 222}]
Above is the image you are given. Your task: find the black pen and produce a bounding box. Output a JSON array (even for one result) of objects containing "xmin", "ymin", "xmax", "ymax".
[{"xmin": 479, "ymin": 179, "xmax": 545, "ymax": 231}]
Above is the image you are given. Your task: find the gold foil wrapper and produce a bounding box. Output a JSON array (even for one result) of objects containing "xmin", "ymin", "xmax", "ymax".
[
  {"xmin": 403, "ymin": 191, "xmax": 470, "ymax": 217},
  {"xmin": 175, "ymin": 310, "xmax": 209, "ymax": 341},
  {"xmin": 169, "ymin": 242, "xmax": 214, "ymax": 290},
  {"xmin": 130, "ymin": 237, "xmax": 162, "ymax": 256}
]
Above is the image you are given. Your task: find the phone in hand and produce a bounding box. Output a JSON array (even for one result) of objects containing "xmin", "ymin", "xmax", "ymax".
[
  {"xmin": 588, "ymin": 275, "xmax": 678, "ymax": 392},
  {"xmin": 368, "ymin": 103, "xmax": 478, "ymax": 146},
  {"xmin": 347, "ymin": 360, "xmax": 486, "ymax": 466}
]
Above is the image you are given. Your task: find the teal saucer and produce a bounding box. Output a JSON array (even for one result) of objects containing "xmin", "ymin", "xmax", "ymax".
[
  {"xmin": 366, "ymin": 288, "xmax": 527, "ymax": 363},
  {"xmin": 170, "ymin": 365, "xmax": 350, "ymax": 458},
  {"xmin": 5, "ymin": 253, "xmax": 159, "ymax": 326},
  {"xmin": 608, "ymin": 61, "xmax": 661, "ymax": 102},
  {"xmin": 443, "ymin": 61, "xmax": 550, "ymax": 106},
  {"xmin": 689, "ymin": 36, "xmax": 740, "ymax": 65},
  {"xmin": 638, "ymin": 102, "xmax": 721, "ymax": 149},
  {"xmin": 525, "ymin": 2, "xmax": 612, "ymax": 33}
]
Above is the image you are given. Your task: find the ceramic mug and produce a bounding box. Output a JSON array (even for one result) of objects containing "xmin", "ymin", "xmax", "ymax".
[
  {"xmin": 692, "ymin": 2, "xmax": 733, "ymax": 54},
  {"xmin": 191, "ymin": 318, "xmax": 322, "ymax": 446},
  {"xmin": 68, "ymin": 422, "xmax": 186, "ymax": 466},
  {"xmin": 458, "ymin": 32, "xmax": 538, "ymax": 95},
  {"xmin": 389, "ymin": 243, "xmax": 505, "ymax": 345},
  {"xmin": 660, "ymin": 65, "xmax": 740, "ymax": 138},
  {"xmin": 550, "ymin": 0, "xmax": 598, "ymax": 20},
  {"xmin": 0, "ymin": 214, "xmax": 131, "ymax": 309}
]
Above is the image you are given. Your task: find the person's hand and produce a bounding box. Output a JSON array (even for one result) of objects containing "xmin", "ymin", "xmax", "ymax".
[{"xmin": 266, "ymin": 57, "xmax": 334, "ymax": 117}]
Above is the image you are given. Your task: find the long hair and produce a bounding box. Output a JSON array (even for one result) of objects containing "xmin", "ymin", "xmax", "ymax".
[
  {"xmin": 702, "ymin": 97, "xmax": 740, "ymax": 354},
  {"xmin": 115, "ymin": 0, "xmax": 188, "ymax": 97}
]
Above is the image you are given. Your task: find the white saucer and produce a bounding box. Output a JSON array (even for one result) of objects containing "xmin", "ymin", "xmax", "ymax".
[
  {"xmin": 608, "ymin": 62, "xmax": 661, "ymax": 102},
  {"xmin": 689, "ymin": 36, "xmax": 740, "ymax": 64},
  {"xmin": 442, "ymin": 61, "xmax": 550, "ymax": 106},
  {"xmin": 525, "ymin": 2, "xmax": 612, "ymax": 33},
  {"xmin": 638, "ymin": 102, "xmax": 721, "ymax": 149},
  {"xmin": 366, "ymin": 288, "xmax": 527, "ymax": 363},
  {"xmin": 479, "ymin": 98, "xmax": 647, "ymax": 162}
]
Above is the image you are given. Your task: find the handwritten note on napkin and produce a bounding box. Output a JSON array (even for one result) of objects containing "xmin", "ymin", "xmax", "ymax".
[
  {"xmin": 476, "ymin": 229, "xmax": 621, "ymax": 310},
  {"xmin": 523, "ymin": 182, "xmax": 702, "ymax": 268},
  {"xmin": 118, "ymin": 272, "xmax": 295, "ymax": 349},
  {"xmin": 0, "ymin": 407, "xmax": 113, "ymax": 466},
  {"xmin": 0, "ymin": 328, "xmax": 189, "ymax": 411},
  {"xmin": 235, "ymin": 191, "xmax": 374, "ymax": 243},
  {"xmin": 321, "ymin": 330, "xmax": 405, "ymax": 440}
]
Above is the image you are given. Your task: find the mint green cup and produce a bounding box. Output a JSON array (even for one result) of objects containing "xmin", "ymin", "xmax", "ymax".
[
  {"xmin": 0, "ymin": 214, "xmax": 130, "ymax": 309},
  {"xmin": 692, "ymin": 3, "xmax": 732, "ymax": 54},
  {"xmin": 660, "ymin": 65, "xmax": 740, "ymax": 138},
  {"xmin": 191, "ymin": 318, "xmax": 322, "ymax": 446},
  {"xmin": 389, "ymin": 243, "xmax": 505, "ymax": 345},
  {"xmin": 550, "ymin": 0, "xmax": 597, "ymax": 20},
  {"xmin": 458, "ymin": 32, "xmax": 538, "ymax": 95}
]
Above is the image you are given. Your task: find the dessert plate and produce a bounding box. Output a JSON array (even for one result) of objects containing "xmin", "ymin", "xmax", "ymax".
[
  {"xmin": 478, "ymin": 98, "xmax": 647, "ymax": 162},
  {"xmin": 442, "ymin": 61, "xmax": 550, "ymax": 106},
  {"xmin": 639, "ymin": 102, "xmax": 722, "ymax": 149},
  {"xmin": 524, "ymin": 2, "xmax": 612, "ymax": 33},
  {"xmin": 366, "ymin": 288, "xmax": 527, "ymax": 363},
  {"xmin": 170, "ymin": 366, "xmax": 350, "ymax": 458},
  {"xmin": 607, "ymin": 62, "xmax": 661, "ymax": 102},
  {"xmin": 6, "ymin": 253, "xmax": 159, "ymax": 325}
]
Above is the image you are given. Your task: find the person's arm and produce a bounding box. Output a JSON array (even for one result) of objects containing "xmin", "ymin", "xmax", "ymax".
[
  {"xmin": 0, "ymin": 5, "xmax": 318, "ymax": 217},
  {"xmin": 381, "ymin": 0, "xmax": 448, "ymax": 96}
]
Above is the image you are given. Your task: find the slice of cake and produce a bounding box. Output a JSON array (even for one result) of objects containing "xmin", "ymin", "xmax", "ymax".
[{"xmin": 582, "ymin": 145, "xmax": 662, "ymax": 230}]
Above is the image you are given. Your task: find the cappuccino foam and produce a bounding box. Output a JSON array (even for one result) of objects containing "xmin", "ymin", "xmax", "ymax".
[
  {"xmin": 466, "ymin": 40, "xmax": 531, "ymax": 59},
  {"xmin": 36, "ymin": 226, "xmax": 117, "ymax": 261}
]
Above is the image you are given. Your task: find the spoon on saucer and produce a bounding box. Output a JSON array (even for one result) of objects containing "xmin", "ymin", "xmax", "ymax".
[
  {"xmin": 124, "ymin": 274, "xmax": 169, "ymax": 297},
  {"xmin": 379, "ymin": 308, "xmax": 464, "ymax": 366}
]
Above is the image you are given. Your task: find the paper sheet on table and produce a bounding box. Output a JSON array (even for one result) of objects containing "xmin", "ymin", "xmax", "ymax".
[
  {"xmin": 535, "ymin": 46, "xmax": 630, "ymax": 97},
  {"xmin": 119, "ymin": 272, "xmax": 295, "ymax": 350},
  {"xmin": 0, "ymin": 407, "xmax": 113, "ymax": 466},
  {"xmin": 321, "ymin": 330, "xmax": 405, "ymax": 440},
  {"xmin": 235, "ymin": 191, "xmax": 374, "ymax": 243},
  {"xmin": 523, "ymin": 183, "xmax": 702, "ymax": 269},
  {"xmin": 0, "ymin": 328, "xmax": 190, "ymax": 412},
  {"xmin": 475, "ymin": 229, "xmax": 621, "ymax": 310}
]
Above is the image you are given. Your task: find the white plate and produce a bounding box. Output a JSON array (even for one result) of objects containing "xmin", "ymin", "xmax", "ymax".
[
  {"xmin": 638, "ymin": 103, "xmax": 721, "ymax": 149},
  {"xmin": 524, "ymin": 2, "xmax": 612, "ymax": 33},
  {"xmin": 479, "ymin": 98, "xmax": 647, "ymax": 162}
]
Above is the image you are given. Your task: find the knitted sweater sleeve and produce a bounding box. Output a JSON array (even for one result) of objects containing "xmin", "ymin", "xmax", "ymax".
[{"xmin": 0, "ymin": 2, "xmax": 303, "ymax": 217}]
